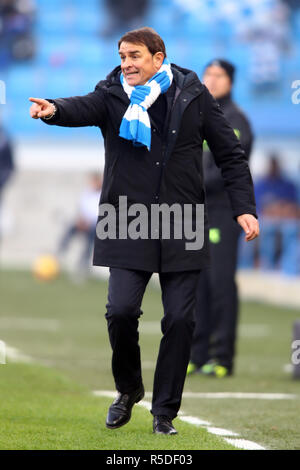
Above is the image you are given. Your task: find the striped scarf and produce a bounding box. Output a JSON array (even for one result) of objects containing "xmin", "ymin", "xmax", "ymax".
[{"xmin": 119, "ymin": 58, "xmax": 173, "ymax": 151}]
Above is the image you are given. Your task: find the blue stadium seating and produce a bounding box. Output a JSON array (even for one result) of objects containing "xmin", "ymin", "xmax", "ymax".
[{"xmin": 1, "ymin": 0, "xmax": 300, "ymax": 138}]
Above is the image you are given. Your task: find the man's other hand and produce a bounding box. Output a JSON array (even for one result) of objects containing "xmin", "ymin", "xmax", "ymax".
[
  {"xmin": 237, "ymin": 214, "xmax": 259, "ymax": 241},
  {"xmin": 29, "ymin": 97, "xmax": 54, "ymax": 119}
]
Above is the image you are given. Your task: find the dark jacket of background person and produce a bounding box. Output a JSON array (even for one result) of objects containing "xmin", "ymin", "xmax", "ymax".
[
  {"xmin": 190, "ymin": 91, "xmax": 254, "ymax": 373},
  {"xmin": 42, "ymin": 64, "xmax": 257, "ymax": 273},
  {"xmin": 0, "ymin": 128, "xmax": 14, "ymax": 194},
  {"xmin": 203, "ymin": 92, "xmax": 253, "ymax": 210}
]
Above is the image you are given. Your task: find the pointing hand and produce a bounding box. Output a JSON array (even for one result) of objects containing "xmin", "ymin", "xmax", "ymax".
[{"xmin": 29, "ymin": 97, "xmax": 55, "ymax": 119}]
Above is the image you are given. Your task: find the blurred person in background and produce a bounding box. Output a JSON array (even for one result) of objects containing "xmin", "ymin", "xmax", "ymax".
[
  {"xmin": 100, "ymin": 0, "xmax": 150, "ymax": 37},
  {"xmin": 29, "ymin": 27, "xmax": 259, "ymax": 435},
  {"xmin": 187, "ymin": 59, "xmax": 254, "ymax": 378},
  {"xmin": 255, "ymin": 154, "xmax": 299, "ymax": 276},
  {"xmin": 0, "ymin": 125, "xmax": 14, "ymax": 240},
  {"xmin": 0, "ymin": 0, "xmax": 36, "ymax": 69},
  {"xmin": 282, "ymin": 0, "xmax": 299, "ymax": 11},
  {"xmin": 56, "ymin": 172, "xmax": 102, "ymax": 276},
  {"xmin": 240, "ymin": 0, "xmax": 291, "ymax": 96}
]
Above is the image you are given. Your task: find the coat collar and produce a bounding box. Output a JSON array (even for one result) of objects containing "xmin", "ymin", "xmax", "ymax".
[{"xmin": 96, "ymin": 63, "xmax": 204, "ymax": 104}]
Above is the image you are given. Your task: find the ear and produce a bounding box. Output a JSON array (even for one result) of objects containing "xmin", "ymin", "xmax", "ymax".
[{"xmin": 153, "ymin": 52, "xmax": 164, "ymax": 70}]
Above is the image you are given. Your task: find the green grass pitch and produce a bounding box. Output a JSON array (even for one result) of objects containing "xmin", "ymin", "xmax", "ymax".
[{"xmin": 0, "ymin": 269, "xmax": 300, "ymax": 450}]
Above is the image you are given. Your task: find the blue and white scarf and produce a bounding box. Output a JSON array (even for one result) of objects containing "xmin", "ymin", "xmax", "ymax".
[{"xmin": 119, "ymin": 58, "xmax": 173, "ymax": 151}]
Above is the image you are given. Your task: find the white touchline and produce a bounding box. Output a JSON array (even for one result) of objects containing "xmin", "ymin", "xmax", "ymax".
[
  {"xmin": 223, "ymin": 439, "xmax": 265, "ymax": 451},
  {"xmin": 139, "ymin": 322, "xmax": 272, "ymax": 337},
  {"xmin": 0, "ymin": 317, "xmax": 61, "ymax": 332},
  {"xmin": 93, "ymin": 390, "xmax": 266, "ymax": 450},
  {"xmin": 179, "ymin": 416, "xmax": 211, "ymax": 426},
  {"xmin": 5, "ymin": 344, "xmax": 35, "ymax": 363},
  {"xmin": 179, "ymin": 392, "xmax": 298, "ymax": 400}
]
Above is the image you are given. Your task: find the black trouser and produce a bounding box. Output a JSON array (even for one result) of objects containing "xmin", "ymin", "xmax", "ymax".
[
  {"xmin": 190, "ymin": 206, "xmax": 241, "ymax": 373},
  {"xmin": 105, "ymin": 267, "xmax": 200, "ymax": 419}
]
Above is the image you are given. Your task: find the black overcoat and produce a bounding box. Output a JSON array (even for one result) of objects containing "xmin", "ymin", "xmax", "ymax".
[{"xmin": 43, "ymin": 64, "xmax": 257, "ymax": 272}]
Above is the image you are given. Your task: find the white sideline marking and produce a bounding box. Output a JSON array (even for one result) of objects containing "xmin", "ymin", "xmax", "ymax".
[
  {"xmin": 139, "ymin": 400, "xmax": 152, "ymax": 411},
  {"xmin": 206, "ymin": 427, "xmax": 239, "ymax": 437},
  {"xmin": 93, "ymin": 390, "xmax": 266, "ymax": 450},
  {"xmin": 181, "ymin": 392, "xmax": 298, "ymax": 400},
  {"xmin": 139, "ymin": 322, "xmax": 271, "ymax": 338},
  {"xmin": 142, "ymin": 361, "xmax": 156, "ymax": 369},
  {"xmin": 180, "ymin": 416, "xmax": 211, "ymax": 426},
  {"xmin": 238, "ymin": 324, "xmax": 271, "ymax": 338},
  {"xmin": 94, "ymin": 390, "xmax": 123, "ymax": 398},
  {"xmin": 94, "ymin": 390, "xmax": 298, "ymax": 401},
  {"xmin": 5, "ymin": 345, "xmax": 35, "ymax": 363},
  {"xmin": 0, "ymin": 318, "xmax": 61, "ymax": 331},
  {"xmin": 139, "ymin": 321, "xmax": 160, "ymax": 334},
  {"xmin": 224, "ymin": 438, "xmax": 265, "ymax": 451}
]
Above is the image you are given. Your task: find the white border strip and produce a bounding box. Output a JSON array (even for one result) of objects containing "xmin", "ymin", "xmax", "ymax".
[
  {"xmin": 224, "ymin": 438, "xmax": 265, "ymax": 450},
  {"xmin": 179, "ymin": 392, "xmax": 298, "ymax": 400},
  {"xmin": 5, "ymin": 344, "xmax": 35, "ymax": 363},
  {"xmin": 94, "ymin": 390, "xmax": 298, "ymax": 401},
  {"xmin": 93, "ymin": 390, "xmax": 266, "ymax": 450}
]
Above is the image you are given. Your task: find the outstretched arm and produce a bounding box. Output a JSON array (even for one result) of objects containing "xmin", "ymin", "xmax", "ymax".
[{"xmin": 29, "ymin": 85, "xmax": 107, "ymax": 128}]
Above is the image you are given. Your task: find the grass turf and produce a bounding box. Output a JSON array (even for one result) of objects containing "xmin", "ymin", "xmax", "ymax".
[
  {"xmin": 0, "ymin": 362, "xmax": 236, "ymax": 450},
  {"xmin": 0, "ymin": 268, "xmax": 300, "ymax": 449}
]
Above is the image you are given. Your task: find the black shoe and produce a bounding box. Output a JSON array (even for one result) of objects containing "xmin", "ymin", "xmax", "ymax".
[
  {"xmin": 106, "ymin": 385, "xmax": 144, "ymax": 429},
  {"xmin": 153, "ymin": 415, "xmax": 178, "ymax": 435}
]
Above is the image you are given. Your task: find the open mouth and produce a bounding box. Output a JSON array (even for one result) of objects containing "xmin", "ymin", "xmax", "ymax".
[{"xmin": 125, "ymin": 72, "xmax": 139, "ymax": 77}]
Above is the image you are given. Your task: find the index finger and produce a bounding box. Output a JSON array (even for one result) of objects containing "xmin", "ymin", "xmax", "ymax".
[{"xmin": 29, "ymin": 97, "xmax": 47, "ymax": 105}]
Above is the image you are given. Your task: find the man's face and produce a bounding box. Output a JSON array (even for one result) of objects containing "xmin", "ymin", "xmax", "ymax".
[
  {"xmin": 203, "ymin": 65, "xmax": 232, "ymax": 99},
  {"xmin": 119, "ymin": 41, "xmax": 164, "ymax": 86}
]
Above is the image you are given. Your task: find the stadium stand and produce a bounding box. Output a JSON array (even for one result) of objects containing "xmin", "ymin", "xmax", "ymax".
[{"xmin": 0, "ymin": 0, "xmax": 300, "ymax": 138}]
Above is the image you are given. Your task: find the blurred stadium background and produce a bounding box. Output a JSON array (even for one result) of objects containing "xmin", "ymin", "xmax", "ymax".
[{"xmin": 0, "ymin": 0, "xmax": 300, "ymax": 450}]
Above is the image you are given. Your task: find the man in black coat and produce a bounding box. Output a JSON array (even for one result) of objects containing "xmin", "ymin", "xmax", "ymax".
[
  {"xmin": 29, "ymin": 27, "xmax": 259, "ymax": 435},
  {"xmin": 0, "ymin": 126, "xmax": 14, "ymax": 239},
  {"xmin": 188, "ymin": 60, "xmax": 254, "ymax": 378}
]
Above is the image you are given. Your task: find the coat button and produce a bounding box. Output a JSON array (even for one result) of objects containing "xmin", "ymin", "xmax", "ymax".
[
  {"xmin": 156, "ymin": 161, "xmax": 160, "ymax": 166},
  {"xmin": 183, "ymin": 98, "xmax": 187, "ymax": 102},
  {"xmin": 155, "ymin": 195, "xmax": 159, "ymax": 200},
  {"xmin": 171, "ymin": 130, "xmax": 176, "ymax": 134}
]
